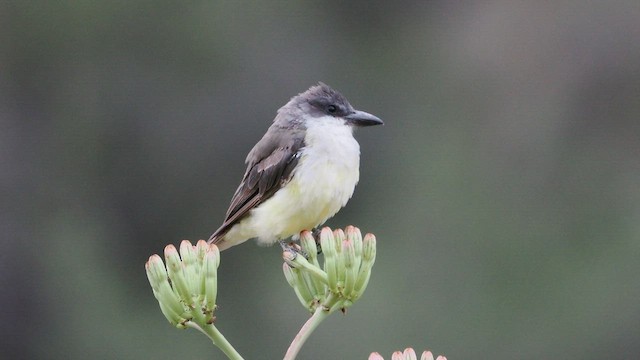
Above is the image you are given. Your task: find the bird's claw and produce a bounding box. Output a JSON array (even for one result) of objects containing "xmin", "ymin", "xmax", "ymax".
[
  {"xmin": 279, "ymin": 240, "xmax": 309, "ymax": 259},
  {"xmin": 311, "ymin": 228, "xmax": 323, "ymax": 255}
]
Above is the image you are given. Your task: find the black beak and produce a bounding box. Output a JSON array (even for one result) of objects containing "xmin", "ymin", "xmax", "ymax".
[{"xmin": 345, "ymin": 110, "xmax": 384, "ymax": 127}]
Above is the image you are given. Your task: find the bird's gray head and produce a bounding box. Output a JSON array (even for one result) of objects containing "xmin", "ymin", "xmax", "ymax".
[{"xmin": 274, "ymin": 82, "xmax": 383, "ymax": 129}]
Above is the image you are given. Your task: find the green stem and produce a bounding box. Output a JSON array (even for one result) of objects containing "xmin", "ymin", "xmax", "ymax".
[
  {"xmin": 187, "ymin": 312, "xmax": 244, "ymax": 360},
  {"xmin": 283, "ymin": 307, "xmax": 331, "ymax": 360}
]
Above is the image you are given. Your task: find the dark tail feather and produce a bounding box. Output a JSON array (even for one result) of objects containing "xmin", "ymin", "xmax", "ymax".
[{"xmin": 207, "ymin": 231, "xmax": 222, "ymax": 244}]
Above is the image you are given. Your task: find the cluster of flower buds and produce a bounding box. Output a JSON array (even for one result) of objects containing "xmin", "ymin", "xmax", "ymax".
[
  {"xmin": 369, "ymin": 348, "xmax": 447, "ymax": 360},
  {"xmin": 282, "ymin": 226, "xmax": 376, "ymax": 314},
  {"xmin": 145, "ymin": 240, "xmax": 220, "ymax": 328}
]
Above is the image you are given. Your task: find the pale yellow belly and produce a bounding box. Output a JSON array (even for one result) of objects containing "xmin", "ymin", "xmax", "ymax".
[{"xmin": 223, "ymin": 154, "xmax": 359, "ymax": 247}]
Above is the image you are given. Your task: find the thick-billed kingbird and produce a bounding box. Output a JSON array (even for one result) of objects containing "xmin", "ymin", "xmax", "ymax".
[{"xmin": 208, "ymin": 83, "xmax": 383, "ymax": 251}]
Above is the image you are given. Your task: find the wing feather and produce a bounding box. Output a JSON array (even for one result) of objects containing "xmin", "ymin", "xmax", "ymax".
[{"xmin": 208, "ymin": 131, "xmax": 304, "ymax": 243}]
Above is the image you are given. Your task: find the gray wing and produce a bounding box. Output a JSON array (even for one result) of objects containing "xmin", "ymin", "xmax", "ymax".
[{"xmin": 208, "ymin": 128, "xmax": 305, "ymax": 244}]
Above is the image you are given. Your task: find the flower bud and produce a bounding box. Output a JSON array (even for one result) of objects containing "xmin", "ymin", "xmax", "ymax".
[
  {"xmin": 202, "ymin": 250, "xmax": 218, "ymax": 314},
  {"xmin": 299, "ymin": 230, "xmax": 319, "ymax": 266},
  {"xmin": 345, "ymin": 225, "xmax": 363, "ymax": 259},
  {"xmin": 180, "ymin": 240, "xmax": 198, "ymax": 296},
  {"xmin": 342, "ymin": 238, "xmax": 357, "ymax": 297},
  {"xmin": 283, "ymin": 263, "xmax": 315, "ymax": 311},
  {"xmin": 420, "ymin": 351, "xmax": 434, "ymax": 360},
  {"xmin": 353, "ymin": 233, "xmax": 376, "ymax": 299},
  {"xmin": 165, "ymin": 245, "xmax": 193, "ymax": 307},
  {"xmin": 145, "ymin": 255, "xmax": 189, "ymax": 327},
  {"xmin": 403, "ymin": 348, "xmax": 417, "ymax": 360}
]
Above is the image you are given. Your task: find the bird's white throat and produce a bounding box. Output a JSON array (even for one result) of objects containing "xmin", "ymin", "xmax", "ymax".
[{"xmin": 295, "ymin": 115, "xmax": 361, "ymax": 210}]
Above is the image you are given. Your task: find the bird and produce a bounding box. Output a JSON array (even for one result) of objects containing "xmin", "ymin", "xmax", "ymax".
[{"xmin": 208, "ymin": 83, "xmax": 383, "ymax": 251}]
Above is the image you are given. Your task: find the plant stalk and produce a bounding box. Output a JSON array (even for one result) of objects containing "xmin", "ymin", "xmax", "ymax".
[{"xmin": 283, "ymin": 307, "xmax": 331, "ymax": 360}]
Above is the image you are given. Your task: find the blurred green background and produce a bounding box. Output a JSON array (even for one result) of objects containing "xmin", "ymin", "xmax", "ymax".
[{"xmin": 2, "ymin": 1, "xmax": 639, "ymax": 359}]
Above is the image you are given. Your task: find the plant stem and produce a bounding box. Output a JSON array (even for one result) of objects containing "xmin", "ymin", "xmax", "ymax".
[
  {"xmin": 283, "ymin": 307, "xmax": 331, "ymax": 360},
  {"xmin": 187, "ymin": 313, "xmax": 244, "ymax": 360}
]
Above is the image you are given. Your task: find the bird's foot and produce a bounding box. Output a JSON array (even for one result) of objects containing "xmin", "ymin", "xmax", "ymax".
[
  {"xmin": 279, "ymin": 240, "xmax": 308, "ymax": 259},
  {"xmin": 311, "ymin": 228, "xmax": 323, "ymax": 255}
]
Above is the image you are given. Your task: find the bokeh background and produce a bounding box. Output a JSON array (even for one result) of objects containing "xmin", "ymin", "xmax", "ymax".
[{"xmin": 2, "ymin": 1, "xmax": 640, "ymax": 359}]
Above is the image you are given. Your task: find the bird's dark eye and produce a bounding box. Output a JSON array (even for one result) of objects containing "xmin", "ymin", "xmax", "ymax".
[{"xmin": 327, "ymin": 105, "xmax": 338, "ymax": 114}]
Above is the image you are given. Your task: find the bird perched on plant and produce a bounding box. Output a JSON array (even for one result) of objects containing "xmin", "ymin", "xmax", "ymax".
[{"xmin": 208, "ymin": 83, "xmax": 383, "ymax": 251}]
